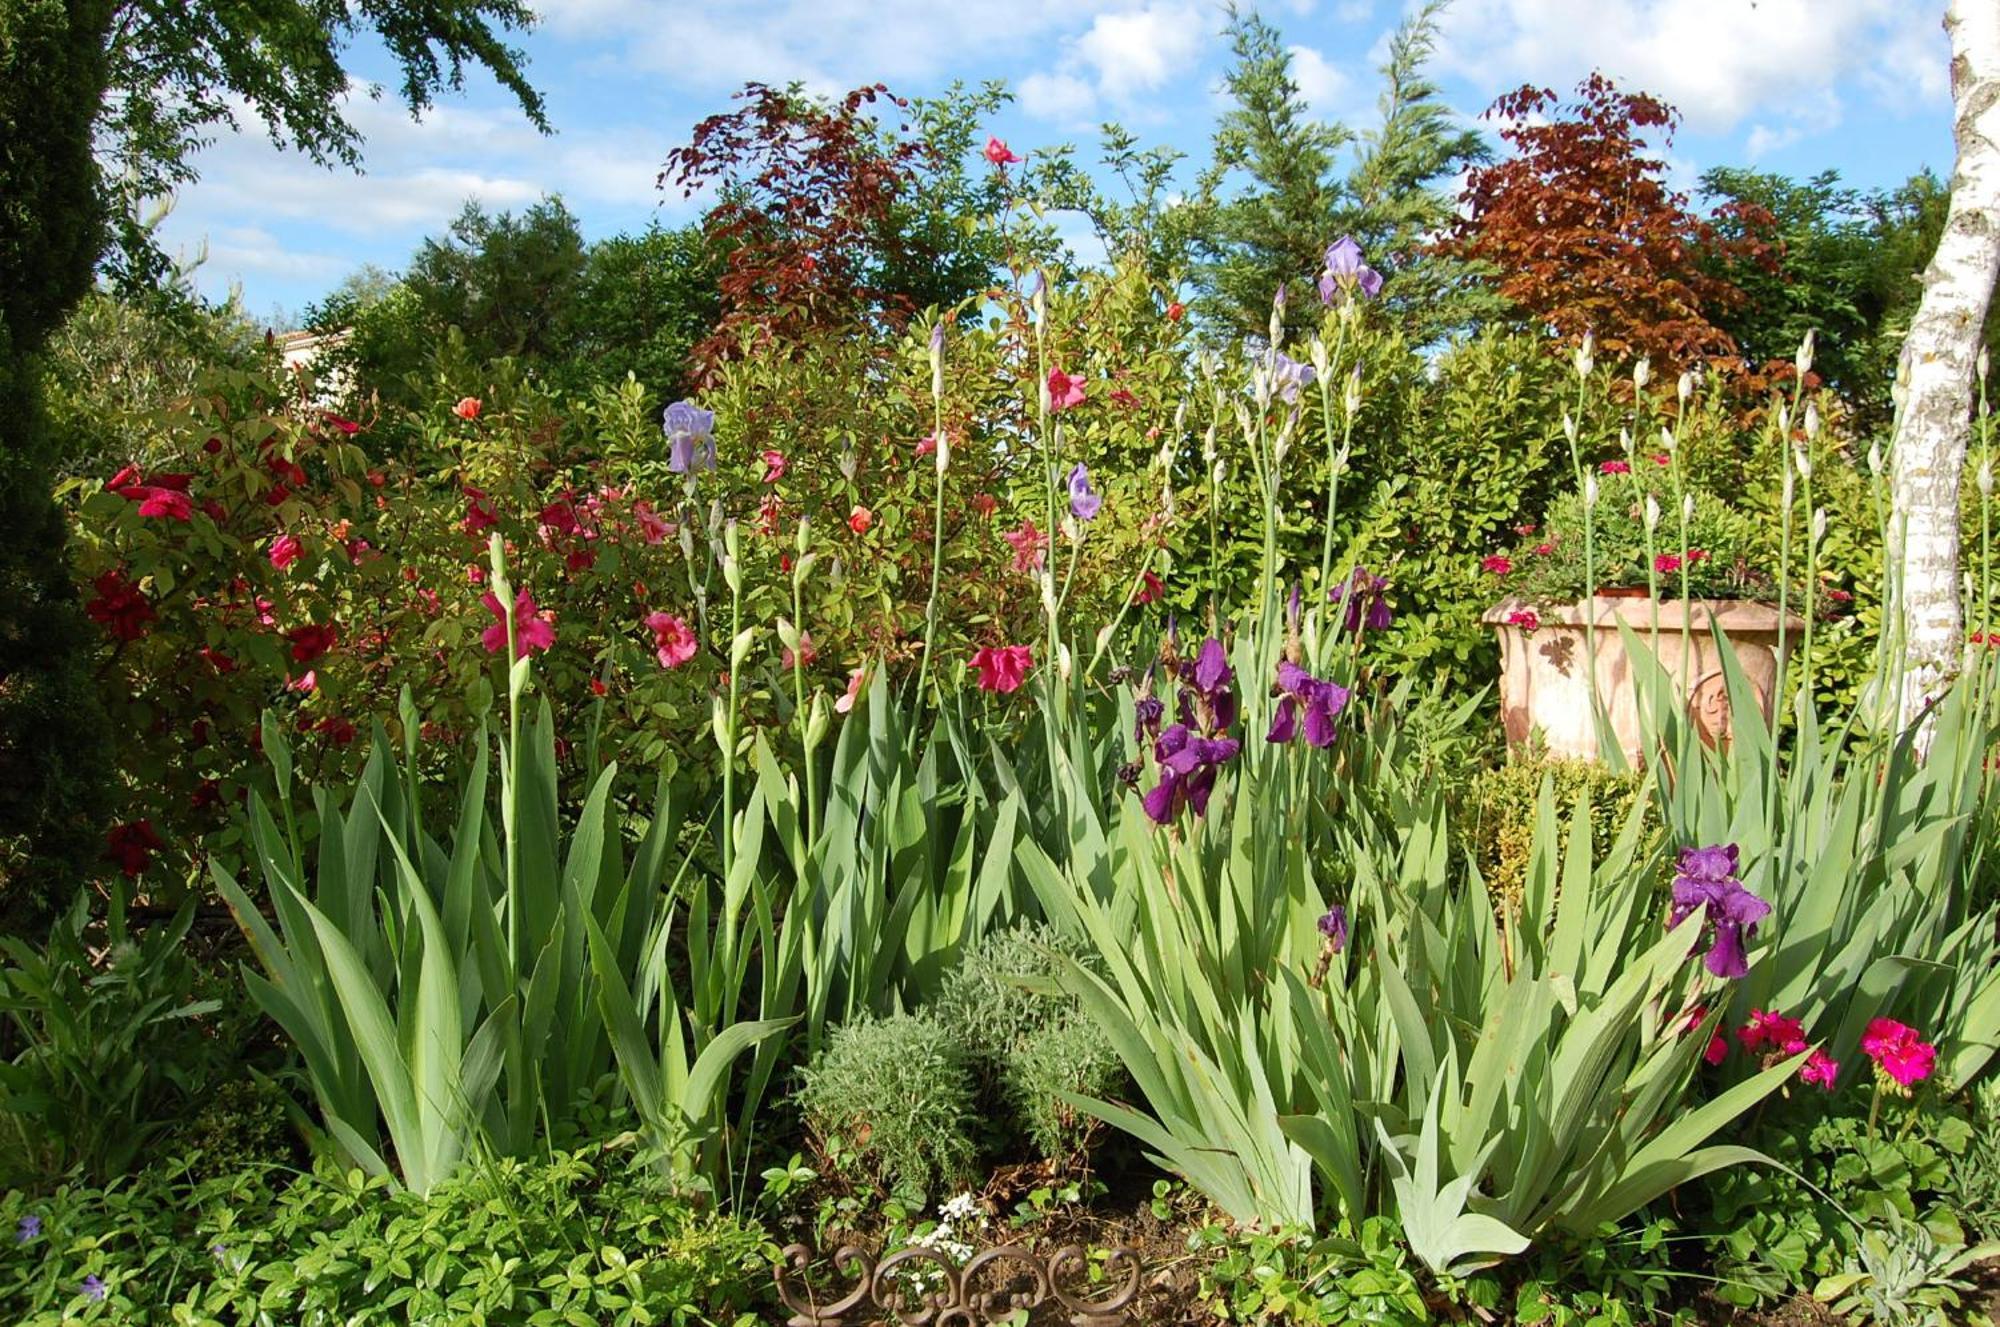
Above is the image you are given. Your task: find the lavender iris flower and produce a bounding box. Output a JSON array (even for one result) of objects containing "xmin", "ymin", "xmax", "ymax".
[
  {"xmin": 1668, "ymin": 844, "xmax": 1771, "ymax": 980},
  {"xmin": 663, "ymin": 401, "xmax": 717, "ymax": 474},
  {"xmin": 1319, "ymin": 236, "xmax": 1383, "ymax": 305},
  {"xmin": 1067, "ymin": 463, "xmax": 1102, "ymax": 521},
  {"xmin": 1270, "ymin": 351, "xmax": 1317, "ymax": 405}
]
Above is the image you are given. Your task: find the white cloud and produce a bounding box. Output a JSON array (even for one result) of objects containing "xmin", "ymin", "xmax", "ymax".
[
  {"xmin": 201, "ymin": 227, "xmax": 348, "ymax": 281},
  {"xmin": 1076, "ymin": 4, "xmax": 1207, "ymax": 100},
  {"xmin": 1431, "ymin": 0, "xmax": 1948, "ymax": 146},
  {"xmin": 1019, "ymin": 71, "xmax": 1100, "ymax": 123},
  {"xmin": 1287, "ymin": 44, "xmax": 1350, "ymax": 121}
]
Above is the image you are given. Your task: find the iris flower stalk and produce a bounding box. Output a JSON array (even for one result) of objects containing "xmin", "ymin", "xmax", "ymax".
[
  {"xmin": 719, "ymin": 519, "xmax": 745, "ymax": 878},
  {"xmin": 917, "ymin": 318, "xmax": 949, "ymax": 706},
  {"xmin": 1311, "ymin": 329, "xmax": 1356, "ymax": 670}
]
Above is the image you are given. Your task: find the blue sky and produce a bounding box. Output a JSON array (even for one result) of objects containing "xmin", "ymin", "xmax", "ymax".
[{"xmin": 159, "ymin": 0, "xmax": 1956, "ymax": 326}]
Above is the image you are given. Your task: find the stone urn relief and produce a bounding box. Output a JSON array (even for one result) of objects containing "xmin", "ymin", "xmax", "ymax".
[{"xmin": 1483, "ymin": 596, "xmax": 1805, "ymax": 764}]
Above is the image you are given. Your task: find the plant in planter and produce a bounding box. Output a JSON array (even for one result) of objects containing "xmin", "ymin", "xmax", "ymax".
[{"xmin": 1480, "ymin": 483, "xmax": 1803, "ymax": 763}]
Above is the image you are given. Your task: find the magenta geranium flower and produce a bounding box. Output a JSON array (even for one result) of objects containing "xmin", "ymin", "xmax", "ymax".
[
  {"xmin": 482, "ymin": 589, "xmax": 556, "ymax": 658},
  {"xmin": 644, "ymin": 611, "xmax": 697, "ymax": 669},
  {"xmin": 1860, "ymin": 1018, "xmax": 1937, "ymax": 1087},
  {"xmin": 1599, "ymin": 459, "xmax": 1632, "ymax": 475},
  {"xmin": 1046, "ymin": 368, "xmax": 1087, "ymax": 412},
  {"xmin": 984, "ymin": 136, "xmax": 1021, "ymax": 165},
  {"xmin": 969, "ymin": 644, "xmax": 1033, "ymax": 693},
  {"xmin": 85, "ymin": 570, "xmax": 154, "ymax": 641},
  {"xmin": 269, "ymin": 535, "xmax": 302, "ymax": 570},
  {"xmin": 285, "ymin": 623, "xmax": 338, "ymax": 663},
  {"xmin": 1481, "ymin": 555, "xmax": 1512, "ymax": 575},
  {"xmin": 1002, "ymin": 520, "xmax": 1048, "ymax": 573},
  {"xmin": 1738, "ymin": 1008, "xmax": 1807, "ymax": 1055},
  {"xmin": 1800, "ymin": 1050, "xmax": 1840, "ymax": 1089}
]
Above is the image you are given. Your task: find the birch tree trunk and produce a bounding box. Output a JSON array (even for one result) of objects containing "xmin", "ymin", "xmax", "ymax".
[{"xmin": 1892, "ymin": 0, "xmax": 2000, "ymax": 732}]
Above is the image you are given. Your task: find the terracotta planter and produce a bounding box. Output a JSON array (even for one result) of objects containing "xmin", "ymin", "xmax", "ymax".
[{"xmin": 1483, "ymin": 596, "xmax": 1806, "ymax": 763}]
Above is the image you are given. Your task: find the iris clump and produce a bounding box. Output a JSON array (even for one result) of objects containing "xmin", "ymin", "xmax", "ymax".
[
  {"xmin": 1668, "ymin": 844, "xmax": 1771, "ymax": 979},
  {"xmin": 1136, "ymin": 636, "xmax": 1242, "ymax": 826}
]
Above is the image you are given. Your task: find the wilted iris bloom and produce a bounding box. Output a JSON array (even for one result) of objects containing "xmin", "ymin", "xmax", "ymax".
[
  {"xmin": 663, "ymin": 401, "xmax": 717, "ymax": 474},
  {"xmin": 1067, "ymin": 463, "xmax": 1102, "ymax": 521},
  {"xmin": 1270, "ymin": 350, "xmax": 1316, "ymax": 405},
  {"xmin": 1318, "ymin": 903, "xmax": 1348, "ymax": 953},
  {"xmin": 1319, "ymin": 236, "xmax": 1383, "ymax": 304},
  {"xmin": 1328, "ymin": 567, "xmax": 1393, "ymax": 634},
  {"xmin": 1668, "ymin": 844, "xmax": 1771, "ymax": 979},
  {"xmin": 1133, "ymin": 692, "xmax": 1165, "ymax": 744},
  {"xmin": 1267, "ymin": 659, "xmax": 1351, "ymax": 747}
]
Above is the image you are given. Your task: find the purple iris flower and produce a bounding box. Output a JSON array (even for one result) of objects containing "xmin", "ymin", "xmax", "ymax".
[
  {"xmin": 1668, "ymin": 844, "xmax": 1771, "ymax": 980},
  {"xmin": 1328, "ymin": 567, "xmax": 1393, "ymax": 634},
  {"xmin": 1267, "ymin": 659, "xmax": 1351, "ymax": 747},
  {"xmin": 1318, "ymin": 904, "xmax": 1348, "ymax": 952},
  {"xmin": 16, "ymin": 1215, "xmax": 39, "ymax": 1243},
  {"xmin": 1138, "ymin": 636, "xmax": 1241, "ymax": 826},
  {"xmin": 663, "ymin": 401, "xmax": 717, "ymax": 474},
  {"xmin": 1319, "ymin": 236, "xmax": 1383, "ymax": 304},
  {"xmin": 1067, "ymin": 463, "xmax": 1102, "ymax": 521},
  {"xmin": 1271, "ymin": 350, "xmax": 1317, "ymax": 405},
  {"xmin": 1141, "ymin": 723, "xmax": 1242, "ymax": 824},
  {"xmin": 82, "ymin": 1275, "xmax": 106, "ymax": 1302}
]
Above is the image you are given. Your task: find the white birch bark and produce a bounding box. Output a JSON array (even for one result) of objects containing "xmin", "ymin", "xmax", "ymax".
[{"xmin": 1892, "ymin": 0, "xmax": 2000, "ymax": 733}]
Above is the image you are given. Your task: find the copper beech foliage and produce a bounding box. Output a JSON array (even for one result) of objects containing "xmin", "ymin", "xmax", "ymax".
[
  {"xmin": 662, "ymin": 83, "xmax": 938, "ymax": 385},
  {"xmin": 1448, "ymin": 74, "xmax": 1781, "ymax": 381}
]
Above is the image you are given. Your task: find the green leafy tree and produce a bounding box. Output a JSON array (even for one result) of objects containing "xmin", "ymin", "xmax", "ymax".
[
  {"xmin": 1188, "ymin": 2, "xmax": 1485, "ymax": 343},
  {"xmin": 1188, "ymin": 6, "xmax": 1352, "ymax": 341},
  {"xmin": 1345, "ymin": 1, "xmax": 1499, "ymax": 343},
  {"xmin": 0, "ymin": 0, "xmax": 542, "ymax": 921}
]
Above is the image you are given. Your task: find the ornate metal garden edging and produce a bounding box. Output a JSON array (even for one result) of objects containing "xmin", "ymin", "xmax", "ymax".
[{"xmin": 774, "ymin": 1240, "xmax": 1146, "ymax": 1326}]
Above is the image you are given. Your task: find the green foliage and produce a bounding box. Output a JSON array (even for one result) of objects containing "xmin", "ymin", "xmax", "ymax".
[
  {"xmin": 794, "ymin": 1012, "xmax": 977, "ymax": 1202},
  {"xmin": 1468, "ymin": 754, "xmax": 1646, "ymax": 907},
  {"xmin": 0, "ymin": 886, "xmax": 250, "ymax": 1185},
  {"xmin": 215, "ymin": 616, "xmax": 791, "ymax": 1194},
  {"xmin": 1188, "ymin": 7, "xmax": 1353, "ymax": 342},
  {"xmin": 42, "ymin": 289, "xmax": 272, "ymax": 478},
  {"xmin": 1187, "ymin": 1219, "xmax": 1430, "ymax": 1325},
  {"xmin": 1702, "ymin": 167, "xmax": 1991, "ymax": 437},
  {"xmin": 0, "ymin": 1148, "xmax": 774, "ymax": 1325},
  {"xmin": 1703, "ymin": 1095, "xmax": 1983, "ymax": 1307},
  {"xmin": 1632, "ymin": 633, "xmax": 2000, "ymax": 1093},
  {"xmin": 931, "ymin": 923, "xmax": 1123, "ymax": 1162},
  {"xmin": 0, "ymin": 0, "xmax": 118, "ymax": 926},
  {"xmin": 1497, "ymin": 488, "xmax": 1771, "ymax": 604}
]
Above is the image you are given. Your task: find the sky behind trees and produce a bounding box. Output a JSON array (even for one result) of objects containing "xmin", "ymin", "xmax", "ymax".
[{"xmin": 158, "ymin": 0, "xmax": 1954, "ymax": 323}]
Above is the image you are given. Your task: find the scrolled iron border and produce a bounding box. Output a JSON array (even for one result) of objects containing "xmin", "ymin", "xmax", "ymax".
[{"xmin": 774, "ymin": 1239, "xmax": 1144, "ymax": 1326}]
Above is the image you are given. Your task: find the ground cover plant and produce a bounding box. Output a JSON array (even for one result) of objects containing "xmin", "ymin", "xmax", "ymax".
[{"xmin": 6, "ymin": 9, "xmax": 2000, "ymax": 1323}]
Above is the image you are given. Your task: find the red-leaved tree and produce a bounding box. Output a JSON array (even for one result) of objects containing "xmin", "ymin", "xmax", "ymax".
[
  {"xmin": 1448, "ymin": 74, "xmax": 1776, "ymax": 375},
  {"xmin": 662, "ymin": 83, "xmax": 938, "ymax": 384}
]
